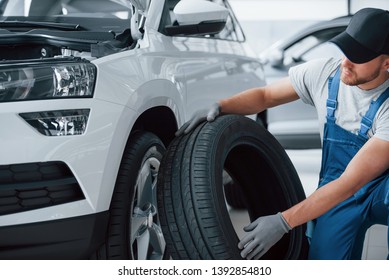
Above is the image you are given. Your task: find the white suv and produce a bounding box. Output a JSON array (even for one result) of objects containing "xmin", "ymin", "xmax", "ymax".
[{"xmin": 0, "ymin": 0, "xmax": 271, "ymax": 259}]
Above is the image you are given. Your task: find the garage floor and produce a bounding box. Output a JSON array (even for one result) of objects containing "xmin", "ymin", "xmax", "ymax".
[{"xmin": 229, "ymin": 149, "xmax": 388, "ymax": 260}]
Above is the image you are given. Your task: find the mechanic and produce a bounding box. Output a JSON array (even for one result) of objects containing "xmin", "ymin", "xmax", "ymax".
[{"xmin": 176, "ymin": 7, "xmax": 389, "ymax": 260}]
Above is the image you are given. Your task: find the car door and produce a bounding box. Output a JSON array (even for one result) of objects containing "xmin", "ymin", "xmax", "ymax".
[{"xmin": 175, "ymin": 0, "xmax": 265, "ymax": 119}]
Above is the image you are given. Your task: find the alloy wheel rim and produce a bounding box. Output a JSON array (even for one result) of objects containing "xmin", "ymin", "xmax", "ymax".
[{"xmin": 130, "ymin": 157, "xmax": 165, "ymax": 260}]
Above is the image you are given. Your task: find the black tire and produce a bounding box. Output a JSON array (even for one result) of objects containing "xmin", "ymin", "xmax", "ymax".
[
  {"xmin": 157, "ymin": 114, "xmax": 309, "ymax": 260},
  {"xmin": 96, "ymin": 131, "xmax": 167, "ymax": 259}
]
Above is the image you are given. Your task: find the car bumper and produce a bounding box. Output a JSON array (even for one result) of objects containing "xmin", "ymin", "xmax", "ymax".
[
  {"xmin": 0, "ymin": 211, "xmax": 109, "ymax": 259},
  {"xmin": 0, "ymin": 98, "xmax": 136, "ymax": 226}
]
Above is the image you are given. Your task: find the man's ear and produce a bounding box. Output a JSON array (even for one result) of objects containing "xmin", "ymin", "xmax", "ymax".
[{"xmin": 383, "ymin": 55, "xmax": 389, "ymax": 71}]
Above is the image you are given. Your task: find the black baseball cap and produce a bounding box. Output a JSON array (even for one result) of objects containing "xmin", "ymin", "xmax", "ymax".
[{"xmin": 329, "ymin": 8, "xmax": 389, "ymax": 64}]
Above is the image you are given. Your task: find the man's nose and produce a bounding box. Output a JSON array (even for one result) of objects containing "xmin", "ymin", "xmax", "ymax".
[{"xmin": 341, "ymin": 57, "xmax": 353, "ymax": 68}]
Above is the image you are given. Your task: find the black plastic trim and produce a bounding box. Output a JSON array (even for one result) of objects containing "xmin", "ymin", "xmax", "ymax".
[
  {"xmin": 0, "ymin": 162, "xmax": 85, "ymax": 215},
  {"xmin": 165, "ymin": 21, "xmax": 226, "ymax": 36},
  {"xmin": 0, "ymin": 211, "xmax": 109, "ymax": 259}
]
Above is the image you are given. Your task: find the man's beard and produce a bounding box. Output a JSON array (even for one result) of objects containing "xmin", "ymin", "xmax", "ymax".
[{"xmin": 340, "ymin": 66, "xmax": 381, "ymax": 86}]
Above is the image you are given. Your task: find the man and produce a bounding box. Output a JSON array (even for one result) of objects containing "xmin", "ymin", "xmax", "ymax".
[{"xmin": 176, "ymin": 8, "xmax": 389, "ymax": 260}]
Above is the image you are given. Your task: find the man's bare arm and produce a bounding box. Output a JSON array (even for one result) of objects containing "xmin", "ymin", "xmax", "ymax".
[
  {"xmin": 283, "ymin": 136, "xmax": 389, "ymax": 228},
  {"xmin": 219, "ymin": 77, "xmax": 300, "ymax": 115}
]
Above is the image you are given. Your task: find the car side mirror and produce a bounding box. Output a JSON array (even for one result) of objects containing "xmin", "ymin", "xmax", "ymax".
[
  {"xmin": 267, "ymin": 49, "xmax": 285, "ymax": 68},
  {"xmin": 165, "ymin": 0, "xmax": 229, "ymax": 36},
  {"xmin": 129, "ymin": 0, "xmax": 150, "ymax": 12}
]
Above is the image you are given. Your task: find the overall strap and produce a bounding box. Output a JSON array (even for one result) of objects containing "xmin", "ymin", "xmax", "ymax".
[
  {"xmin": 326, "ymin": 67, "xmax": 341, "ymax": 123},
  {"xmin": 359, "ymin": 87, "xmax": 389, "ymax": 139}
]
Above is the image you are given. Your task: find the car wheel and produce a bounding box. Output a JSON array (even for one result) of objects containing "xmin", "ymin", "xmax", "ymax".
[
  {"xmin": 96, "ymin": 131, "xmax": 167, "ymax": 259},
  {"xmin": 157, "ymin": 114, "xmax": 308, "ymax": 260}
]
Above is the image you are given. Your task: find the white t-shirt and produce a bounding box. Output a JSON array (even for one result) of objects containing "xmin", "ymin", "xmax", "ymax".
[{"xmin": 289, "ymin": 57, "xmax": 389, "ymax": 142}]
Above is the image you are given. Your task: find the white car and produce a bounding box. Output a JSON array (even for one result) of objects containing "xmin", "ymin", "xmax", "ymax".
[{"xmin": 0, "ymin": 0, "xmax": 276, "ymax": 259}]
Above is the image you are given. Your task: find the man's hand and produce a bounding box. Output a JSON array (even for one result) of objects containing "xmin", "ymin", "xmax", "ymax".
[
  {"xmin": 238, "ymin": 212, "xmax": 291, "ymax": 259},
  {"xmin": 175, "ymin": 103, "xmax": 221, "ymax": 136}
]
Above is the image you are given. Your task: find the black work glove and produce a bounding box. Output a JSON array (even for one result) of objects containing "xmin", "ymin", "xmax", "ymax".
[
  {"xmin": 175, "ymin": 103, "xmax": 221, "ymax": 136},
  {"xmin": 238, "ymin": 212, "xmax": 291, "ymax": 260}
]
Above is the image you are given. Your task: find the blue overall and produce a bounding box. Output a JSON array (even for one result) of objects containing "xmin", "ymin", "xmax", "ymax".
[{"xmin": 308, "ymin": 68, "xmax": 389, "ymax": 260}]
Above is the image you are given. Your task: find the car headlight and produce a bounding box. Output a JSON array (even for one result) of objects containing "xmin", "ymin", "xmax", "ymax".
[
  {"xmin": 20, "ymin": 109, "xmax": 90, "ymax": 136},
  {"xmin": 0, "ymin": 61, "xmax": 96, "ymax": 102}
]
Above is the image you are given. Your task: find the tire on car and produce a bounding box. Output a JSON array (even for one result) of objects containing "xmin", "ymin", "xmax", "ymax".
[
  {"xmin": 95, "ymin": 131, "xmax": 167, "ymax": 260},
  {"xmin": 157, "ymin": 114, "xmax": 309, "ymax": 260}
]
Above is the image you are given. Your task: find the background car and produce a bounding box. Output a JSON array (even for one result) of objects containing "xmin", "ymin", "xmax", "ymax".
[{"xmin": 259, "ymin": 15, "xmax": 351, "ymax": 149}]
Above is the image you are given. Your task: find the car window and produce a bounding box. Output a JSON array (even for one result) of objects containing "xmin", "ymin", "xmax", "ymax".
[
  {"xmin": 283, "ymin": 27, "xmax": 345, "ymax": 66},
  {"xmin": 301, "ymin": 41, "xmax": 343, "ymax": 61},
  {"xmin": 283, "ymin": 35, "xmax": 321, "ymax": 66}
]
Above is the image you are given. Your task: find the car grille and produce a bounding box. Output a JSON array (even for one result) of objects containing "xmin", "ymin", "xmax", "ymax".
[{"xmin": 0, "ymin": 162, "xmax": 84, "ymax": 215}]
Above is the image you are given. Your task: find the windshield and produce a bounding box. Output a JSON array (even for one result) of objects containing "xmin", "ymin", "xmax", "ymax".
[
  {"xmin": 0, "ymin": 0, "xmax": 132, "ymax": 19},
  {"xmin": 0, "ymin": 0, "xmax": 133, "ymax": 34}
]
